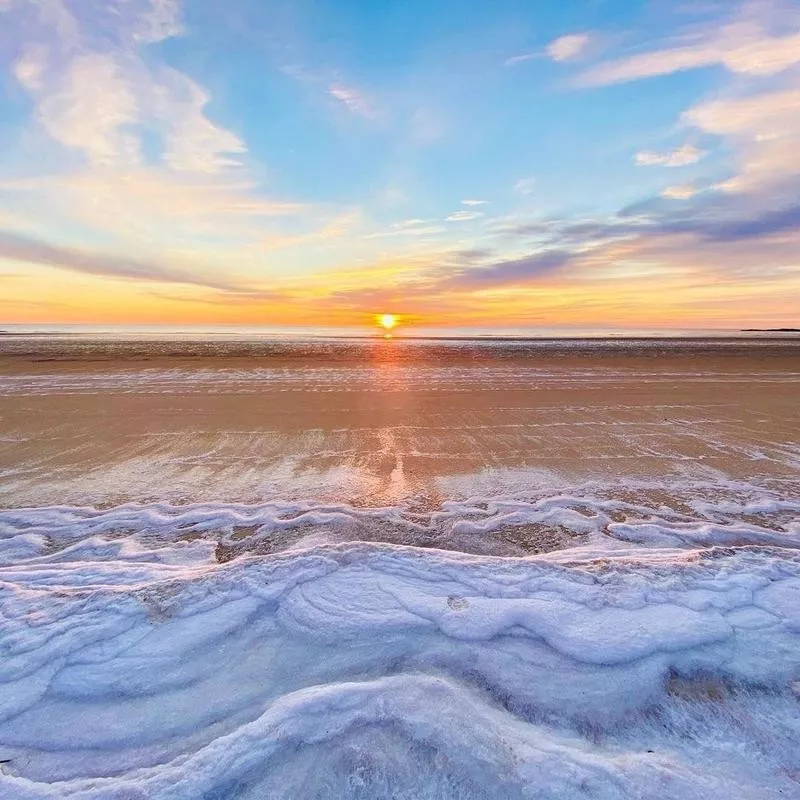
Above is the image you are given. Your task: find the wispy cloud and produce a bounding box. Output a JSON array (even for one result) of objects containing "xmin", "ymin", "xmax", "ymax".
[
  {"xmin": 10, "ymin": 1, "xmax": 243, "ymax": 174},
  {"xmin": 155, "ymin": 68, "xmax": 247, "ymax": 173},
  {"xmin": 328, "ymin": 82, "xmax": 375, "ymax": 119},
  {"xmin": 683, "ymin": 87, "xmax": 800, "ymax": 192},
  {"xmin": 505, "ymin": 32, "xmax": 590, "ymax": 68},
  {"xmin": 4, "ymin": 17, "xmax": 292, "ymax": 281},
  {"xmin": 461, "ymin": 199, "xmax": 488, "ymax": 206},
  {"xmin": 392, "ymin": 219, "xmax": 430, "ymax": 229},
  {"xmin": 446, "ymin": 210, "xmax": 483, "ymax": 222},
  {"xmin": 0, "ymin": 170, "xmax": 306, "ymax": 252},
  {"xmin": 577, "ymin": 8, "xmax": 800, "ymax": 87},
  {"xmin": 514, "ymin": 177, "xmax": 537, "ymax": 195},
  {"xmin": 12, "ymin": 45, "xmax": 47, "ymax": 92},
  {"xmin": 661, "ymin": 184, "xmax": 697, "ymax": 200},
  {"xmin": 635, "ymin": 144, "xmax": 704, "ymax": 167},
  {"xmin": 579, "ymin": 2, "xmax": 800, "ymax": 236},
  {"xmin": 0, "ymin": 0, "xmax": 316, "ymax": 261},
  {"xmin": 438, "ymin": 249, "xmax": 576, "ymax": 289},
  {"xmin": 546, "ymin": 33, "xmax": 591, "ymax": 62},
  {"xmin": 362, "ymin": 218, "xmax": 447, "ymax": 239},
  {"xmin": 37, "ymin": 52, "xmax": 141, "ymax": 169},
  {"xmin": 282, "ymin": 60, "xmax": 382, "ymax": 126},
  {"xmin": 0, "ymin": 229, "xmax": 244, "ymax": 291},
  {"xmin": 504, "ymin": 52, "xmax": 539, "ymax": 67}
]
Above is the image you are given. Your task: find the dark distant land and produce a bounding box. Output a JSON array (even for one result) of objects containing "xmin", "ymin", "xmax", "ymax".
[{"xmin": 741, "ymin": 328, "xmax": 800, "ymax": 332}]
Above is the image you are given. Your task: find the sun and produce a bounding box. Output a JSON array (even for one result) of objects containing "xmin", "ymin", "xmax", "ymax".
[{"xmin": 377, "ymin": 313, "xmax": 398, "ymax": 331}]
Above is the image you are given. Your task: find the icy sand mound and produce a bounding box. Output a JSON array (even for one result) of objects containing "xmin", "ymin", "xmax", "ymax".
[{"xmin": 1, "ymin": 528, "xmax": 799, "ymax": 798}]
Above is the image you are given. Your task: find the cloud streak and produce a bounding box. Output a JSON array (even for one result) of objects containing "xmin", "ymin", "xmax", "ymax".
[
  {"xmin": 439, "ymin": 249, "xmax": 576, "ymax": 289},
  {"xmin": 0, "ymin": 230, "xmax": 245, "ymax": 292},
  {"xmin": 505, "ymin": 32, "xmax": 590, "ymax": 67},
  {"xmin": 661, "ymin": 185, "xmax": 697, "ymax": 200},
  {"xmin": 547, "ymin": 33, "xmax": 590, "ymax": 62},
  {"xmin": 635, "ymin": 144, "xmax": 704, "ymax": 167},
  {"xmin": 578, "ymin": 9, "xmax": 800, "ymax": 87},
  {"xmin": 328, "ymin": 83, "xmax": 375, "ymax": 119},
  {"xmin": 504, "ymin": 53, "xmax": 538, "ymax": 67},
  {"xmin": 446, "ymin": 210, "xmax": 483, "ymax": 222}
]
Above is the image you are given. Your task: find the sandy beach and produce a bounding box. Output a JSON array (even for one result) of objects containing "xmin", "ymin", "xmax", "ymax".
[{"xmin": 1, "ymin": 337, "xmax": 798, "ymax": 510}]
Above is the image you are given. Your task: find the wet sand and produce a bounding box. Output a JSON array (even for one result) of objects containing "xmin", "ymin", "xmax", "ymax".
[{"xmin": 1, "ymin": 337, "xmax": 798, "ymax": 508}]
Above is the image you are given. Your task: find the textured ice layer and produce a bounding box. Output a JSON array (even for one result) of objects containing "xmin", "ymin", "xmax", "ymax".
[
  {"xmin": 1, "ymin": 488, "xmax": 799, "ymax": 566},
  {"xmin": 1, "ymin": 503, "xmax": 799, "ymax": 798}
]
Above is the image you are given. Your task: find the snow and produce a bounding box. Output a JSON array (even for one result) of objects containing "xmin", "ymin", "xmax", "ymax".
[
  {"xmin": 1, "ymin": 503, "xmax": 800, "ymax": 798},
  {"xmin": 1, "ymin": 487, "xmax": 799, "ymax": 567}
]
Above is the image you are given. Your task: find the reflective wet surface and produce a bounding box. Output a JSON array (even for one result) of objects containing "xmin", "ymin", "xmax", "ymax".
[{"xmin": 1, "ymin": 337, "xmax": 798, "ymax": 508}]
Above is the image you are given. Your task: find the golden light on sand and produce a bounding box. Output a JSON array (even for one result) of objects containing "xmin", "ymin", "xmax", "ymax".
[{"xmin": 377, "ymin": 313, "xmax": 398, "ymax": 330}]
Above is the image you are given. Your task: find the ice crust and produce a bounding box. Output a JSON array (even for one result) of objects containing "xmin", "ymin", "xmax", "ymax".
[
  {"xmin": 1, "ymin": 489, "xmax": 799, "ymax": 567},
  {"xmin": 1, "ymin": 496, "xmax": 800, "ymax": 798}
]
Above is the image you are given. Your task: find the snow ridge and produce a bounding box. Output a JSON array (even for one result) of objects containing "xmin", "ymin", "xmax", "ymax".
[{"xmin": 0, "ymin": 519, "xmax": 799, "ymax": 798}]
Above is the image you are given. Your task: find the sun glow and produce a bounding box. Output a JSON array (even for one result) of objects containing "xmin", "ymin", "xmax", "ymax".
[{"xmin": 377, "ymin": 313, "xmax": 398, "ymax": 330}]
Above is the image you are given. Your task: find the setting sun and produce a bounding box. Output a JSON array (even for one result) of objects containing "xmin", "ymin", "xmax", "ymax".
[{"xmin": 377, "ymin": 314, "xmax": 398, "ymax": 330}]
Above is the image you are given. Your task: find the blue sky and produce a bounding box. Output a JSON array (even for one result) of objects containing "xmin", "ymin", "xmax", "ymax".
[
  {"xmin": 163, "ymin": 0, "xmax": 710, "ymax": 213},
  {"xmin": 1, "ymin": 0, "xmax": 799, "ymax": 328}
]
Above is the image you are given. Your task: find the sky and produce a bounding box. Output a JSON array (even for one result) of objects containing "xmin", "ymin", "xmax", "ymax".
[{"xmin": 1, "ymin": 0, "xmax": 799, "ymax": 331}]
